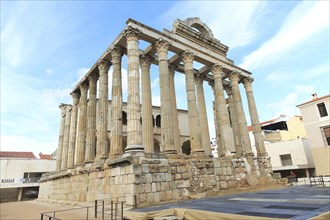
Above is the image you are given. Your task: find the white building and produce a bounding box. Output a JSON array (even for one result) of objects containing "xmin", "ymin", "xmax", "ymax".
[{"xmin": 0, "ymin": 151, "xmax": 56, "ymax": 202}]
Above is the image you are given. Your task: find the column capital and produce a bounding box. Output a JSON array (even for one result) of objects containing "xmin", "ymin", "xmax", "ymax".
[
  {"xmin": 242, "ymin": 77, "xmax": 254, "ymax": 90},
  {"xmin": 195, "ymin": 73, "xmax": 205, "ymax": 85},
  {"xmin": 88, "ymin": 73, "xmax": 99, "ymax": 83},
  {"xmin": 224, "ymin": 85, "xmax": 233, "ymax": 96},
  {"xmin": 110, "ymin": 46, "xmax": 124, "ymax": 60},
  {"xmin": 168, "ymin": 65, "xmax": 175, "ymax": 76},
  {"xmin": 140, "ymin": 54, "xmax": 153, "ymax": 67},
  {"xmin": 70, "ymin": 92, "xmax": 80, "ymax": 105},
  {"xmin": 59, "ymin": 104, "xmax": 68, "ymax": 116},
  {"xmin": 181, "ymin": 50, "xmax": 195, "ymax": 64},
  {"xmin": 98, "ymin": 59, "xmax": 111, "ymax": 72},
  {"xmin": 124, "ymin": 25, "xmax": 141, "ymax": 40},
  {"xmin": 154, "ymin": 38, "xmax": 170, "ymax": 54},
  {"xmin": 228, "ymin": 71, "xmax": 240, "ymax": 84},
  {"xmin": 79, "ymin": 82, "xmax": 89, "ymax": 94},
  {"xmin": 211, "ymin": 64, "xmax": 225, "ymax": 78}
]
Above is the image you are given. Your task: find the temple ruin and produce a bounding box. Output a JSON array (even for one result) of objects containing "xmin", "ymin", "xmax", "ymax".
[{"xmin": 38, "ymin": 18, "xmax": 273, "ymax": 207}]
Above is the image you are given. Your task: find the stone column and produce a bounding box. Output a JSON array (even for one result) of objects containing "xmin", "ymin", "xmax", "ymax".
[
  {"xmin": 140, "ymin": 55, "xmax": 154, "ymax": 153},
  {"xmin": 228, "ymin": 72, "xmax": 253, "ymax": 155},
  {"xmin": 56, "ymin": 104, "xmax": 67, "ymax": 171},
  {"xmin": 96, "ymin": 60, "xmax": 111, "ymax": 159},
  {"xmin": 195, "ymin": 74, "xmax": 211, "ymax": 156},
  {"xmin": 61, "ymin": 105, "xmax": 72, "ymax": 170},
  {"xmin": 211, "ymin": 64, "xmax": 234, "ymax": 157},
  {"xmin": 225, "ymin": 86, "xmax": 243, "ymax": 156},
  {"xmin": 110, "ymin": 47, "xmax": 124, "ymax": 157},
  {"xmin": 243, "ymin": 78, "xmax": 267, "ymax": 156},
  {"xmin": 85, "ymin": 73, "xmax": 98, "ymax": 163},
  {"xmin": 155, "ymin": 39, "xmax": 176, "ymax": 154},
  {"xmin": 75, "ymin": 83, "xmax": 88, "ymax": 165},
  {"xmin": 169, "ymin": 66, "xmax": 181, "ymax": 154},
  {"xmin": 208, "ymin": 81, "xmax": 221, "ymax": 156},
  {"xmin": 182, "ymin": 51, "xmax": 203, "ymax": 153},
  {"xmin": 124, "ymin": 26, "xmax": 143, "ymax": 152},
  {"xmin": 67, "ymin": 92, "xmax": 79, "ymax": 168}
]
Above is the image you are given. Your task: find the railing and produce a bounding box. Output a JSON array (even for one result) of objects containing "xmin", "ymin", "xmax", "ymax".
[
  {"xmin": 40, "ymin": 198, "xmax": 125, "ymax": 220},
  {"xmin": 310, "ymin": 175, "xmax": 330, "ymax": 187},
  {"xmin": 1, "ymin": 177, "xmax": 40, "ymax": 184}
]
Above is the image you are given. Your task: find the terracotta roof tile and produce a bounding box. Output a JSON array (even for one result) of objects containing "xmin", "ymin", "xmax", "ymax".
[
  {"xmin": 39, "ymin": 153, "xmax": 53, "ymax": 160},
  {"xmin": 0, "ymin": 151, "xmax": 36, "ymax": 159}
]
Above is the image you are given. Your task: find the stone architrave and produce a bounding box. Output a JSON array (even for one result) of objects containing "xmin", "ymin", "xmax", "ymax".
[
  {"xmin": 85, "ymin": 73, "xmax": 98, "ymax": 163},
  {"xmin": 228, "ymin": 72, "xmax": 253, "ymax": 155},
  {"xmin": 243, "ymin": 78, "xmax": 267, "ymax": 156},
  {"xmin": 56, "ymin": 104, "xmax": 67, "ymax": 171},
  {"xmin": 182, "ymin": 51, "xmax": 203, "ymax": 154},
  {"xmin": 75, "ymin": 83, "xmax": 88, "ymax": 165},
  {"xmin": 155, "ymin": 39, "xmax": 176, "ymax": 154},
  {"xmin": 169, "ymin": 66, "xmax": 181, "ymax": 154},
  {"xmin": 124, "ymin": 26, "xmax": 144, "ymax": 152},
  {"xmin": 61, "ymin": 105, "xmax": 72, "ymax": 170},
  {"xmin": 140, "ymin": 55, "xmax": 154, "ymax": 153},
  {"xmin": 96, "ymin": 60, "xmax": 111, "ymax": 159},
  {"xmin": 67, "ymin": 92, "xmax": 79, "ymax": 168},
  {"xmin": 110, "ymin": 47, "xmax": 124, "ymax": 157},
  {"xmin": 211, "ymin": 64, "xmax": 234, "ymax": 157},
  {"xmin": 195, "ymin": 74, "xmax": 211, "ymax": 156},
  {"xmin": 225, "ymin": 86, "xmax": 242, "ymax": 156}
]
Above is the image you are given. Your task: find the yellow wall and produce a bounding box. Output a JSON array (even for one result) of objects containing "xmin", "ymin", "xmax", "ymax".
[
  {"xmin": 311, "ymin": 147, "xmax": 330, "ymax": 175},
  {"xmin": 280, "ymin": 116, "xmax": 307, "ymax": 141}
]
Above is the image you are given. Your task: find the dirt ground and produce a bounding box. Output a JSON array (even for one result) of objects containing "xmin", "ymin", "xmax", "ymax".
[{"xmin": 0, "ymin": 183, "xmax": 288, "ymax": 220}]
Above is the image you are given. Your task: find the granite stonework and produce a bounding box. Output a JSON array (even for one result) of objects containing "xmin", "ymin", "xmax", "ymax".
[{"xmin": 39, "ymin": 154, "xmax": 272, "ymax": 207}]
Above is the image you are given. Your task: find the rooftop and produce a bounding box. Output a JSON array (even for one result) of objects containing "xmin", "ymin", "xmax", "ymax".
[{"xmin": 0, "ymin": 151, "xmax": 36, "ymax": 159}]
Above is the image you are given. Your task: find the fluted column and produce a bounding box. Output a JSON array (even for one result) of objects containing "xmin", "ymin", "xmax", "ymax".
[
  {"xmin": 155, "ymin": 39, "xmax": 176, "ymax": 154},
  {"xmin": 195, "ymin": 74, "xmax": 211, "ymax": 156},
  {"xmin": 243, "ymin": 78, "xmax": 267, "ymax": 156},
  {"xmin": 209, "ymin": 81, "xmax": 221, "ymax": 156},
  {"xmin": 67, "ymin": 92, "xmax": 79, "ymax": 168},
  {"xmin": 228, "ymin": 72, "xmax": 253, "ymax": 155},
  {"xmin": 140, "ymin": 55, "xmax": 154, "ymax": 153},
  {"xmin": 96, "ymin": 60, "xmax": 111, "ymax": 159},
  {"xmin": 225, "ymin": 86, "xmax": 242, "ymax": 156},
  {"xmin": 169, "ymin": 66, "xmax": 181, "ymax": 154},
  {"xmin": 75, "ymin": 83, "xmax": 88, "ymax": 165},
  {"xmin": 85, "ymin": 73, "xmax": 98, "ymax": 162},
  {"xmin": 211, "ymin": 64, "xmax": 234, "ymax": 157},
  {"xmin": 56, "ymin": 104, "xmax": 67, "ymax": 171},
  {"xmin": 182, "ymin": 51, "xmax": 203, "ymax": 153},
  {"xmin": 124, "ymin": 26, "xmax": 143, "ymax": 152},
  {"xmin": 110, "ymin": 47, "xmax": 124, "ymax": 157},
  {"xmin": 61, "ymin": 105, "xmax": 72, "ymax": 170}
]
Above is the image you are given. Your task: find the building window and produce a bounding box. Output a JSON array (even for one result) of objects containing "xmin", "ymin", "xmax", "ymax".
[
  {"xmin": 317, "ymin": 102, "xmax": 328, "ymax": 117},
  {"xmin": 280, "ymin": 154, "xmax": 293, "ymax": 166},
  {"xmin": 321, "ymin": 126, "xmax": 330, "ymax": 146}
]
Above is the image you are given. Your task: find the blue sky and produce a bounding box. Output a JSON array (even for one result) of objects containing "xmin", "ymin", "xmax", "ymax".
[{"xmin": 1, "ymin": 1, "xmax": 329, "ymax": 157}]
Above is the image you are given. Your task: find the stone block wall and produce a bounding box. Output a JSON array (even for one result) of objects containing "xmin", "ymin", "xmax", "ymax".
[{"xmin": 38, "ymin": 155, "xmax": 272, "ymax": 208}]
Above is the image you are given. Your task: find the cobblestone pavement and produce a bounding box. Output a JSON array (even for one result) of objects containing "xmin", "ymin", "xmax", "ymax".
[{"xmin": 134, "ymin": 185, "xmax": 330, "ymax": 219}]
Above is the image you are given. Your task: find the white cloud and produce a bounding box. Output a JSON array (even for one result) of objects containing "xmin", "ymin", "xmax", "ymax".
[
  {"xmin": 77, "ymin": 68, "xmax": 90, "ymax": 83},
  {"xmin": 161, "ymin": 1, "xmax": 267, "ymax": 49},
  {"xmin": 241, "ymin": 1, "xmax": 330, "ymax": 70}
]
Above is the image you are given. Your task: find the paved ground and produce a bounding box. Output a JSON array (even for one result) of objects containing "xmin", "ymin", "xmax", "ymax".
[{"xmin": 133, "ymin": 185, "xmax": 330, "ymax": 219}]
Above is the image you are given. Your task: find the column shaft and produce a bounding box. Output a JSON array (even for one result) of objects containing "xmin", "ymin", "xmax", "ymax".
[
  {"xmin": 243, "ymin": 78, "xmax": 267, "ymax": 156},
  {"xmin": 225, "ymin": 86, "xmax": 242, "ymax": 155},
  {"xmin": 169, "ymin": 66, "xmax": 181, "ymax": 154},
  {"xmin": 110, "ymin": 47, "xmax": 124, "ymax": 156},
  {"xmin": 124, "ymin": 26, "xmax": 143, "ymax": 152},
  {"xmin": 140, "ymin": 55, "xmax": 154, "ymax": 153},
  {"xmin": 96, "ymin": 60, "xmax": 111, "ymax": 159},
  {"xmin": 61, "ymin": 105, "xmax": 72, "ymax": 170},
  {"xmin": 75, "ymin": 83, "xmax": 88, "ymax": 165},
  {"xmin": 196, "ymin": 75, "xmax": 211, "ymax": 156},
  {"xmin": 67, "ymin": 93, "xmax": 79, "ymax": 168},
  {"xmin": 85, "ymin": 74, "xmax": 98, "ymax": 162},
  {"xmin": 155, "ymin": 39, "xmax": 176, "ymax": 154},
  {"xmin": 56, "ymin": 104, "xmax": 67, "ymax": 171},
  {"xmin": 182, "ymin": 51, "xmax": 203, "ymax": 153},
  {"xmin": 212, "ymin": 65, "xmax": 234, "ymax": 157},
  {"xmin": 228, "ymin": 72, "xmax": 253, "ymax": 155}
]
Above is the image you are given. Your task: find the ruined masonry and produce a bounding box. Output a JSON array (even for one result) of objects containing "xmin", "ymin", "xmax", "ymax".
[{"xmin": 38, "ymin": 18, "xmax": 273, "ymax": 207}]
